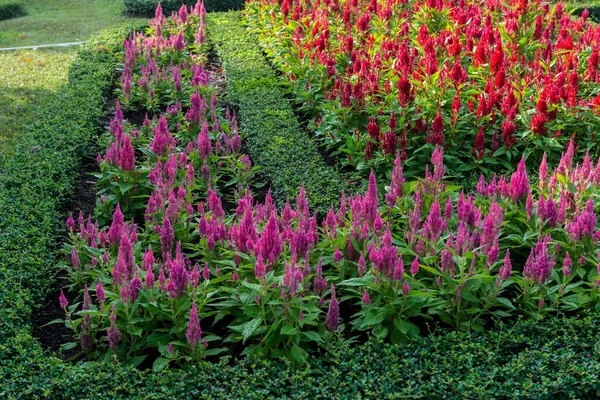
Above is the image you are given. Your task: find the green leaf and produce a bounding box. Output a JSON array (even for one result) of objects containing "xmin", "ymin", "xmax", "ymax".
[
  {"xmin": 281, "ymin": 325, "xmax": 298, "ymax": 335},
  {"xmin": 496, "ymin": 297, "xmax": 516, "ymax": 310},
  {"xmin": 153, "ymin": 357, "xmax": 171, "ymax": 372},
  {"xmin": 123, "ymin": 355, "xmax": 147, "ymax": 368},
  {"xmin": 290, "ymin": 343, "xmax": 308, "ymax": 363},
  {"xmin": 205, "ymin": 347, "xmax": 228, "ymax": 356},
  {"xmin": 60, "ymin": 342, "xmax": 77, "ymax": 351},
  {"xmin": 301, "ymin": 331, "xmax": 322, "ymax": 343},
  {"xmin": 361, "ymin": 311, "xmax": 387, "ymax": 328},
  {"xmin": 242, "ymin": 318, "xmax": 262, "ymax": 343}
]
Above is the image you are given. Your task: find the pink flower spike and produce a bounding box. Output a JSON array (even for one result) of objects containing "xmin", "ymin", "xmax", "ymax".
[
  {"xmin": 326, "ymin": 284, "xmax": 340, "ymax": 331},
  {"xmin": 402, "ymin": 280, "xmax": 410, "ymax": 295},
  {"xmin": 362, "ymin": 288, "xmax": 371, "ymax": 305},
  {"xmin": 59, "ymin": 290, "xmax": 68, "ymax": 309},
  {"xmin": 66, "ymin": 213, "xmax": 75, "ymax": 231},
  {"xmin": 186, "ymin": 302, "xmax": 202, "ymax": 349},
  {"xmin": 410, "ymin": 256, "xmax": 420, "ymax": 276}
]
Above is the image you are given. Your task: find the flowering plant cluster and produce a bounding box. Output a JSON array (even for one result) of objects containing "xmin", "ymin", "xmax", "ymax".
[
  {"xmin": 245, "ymin": 0, "xmax": 600, "ymax": 179},
  {"xmin": 57, "ymin": 2, "xmax": 600, "ymax": 368},
  {"xmin": 93, "ymin": 2, "xmax": 255, "ymax": 224},
  {"xmin": 61, "ymin": 138, "xmax": 600, "ymax": 366}
]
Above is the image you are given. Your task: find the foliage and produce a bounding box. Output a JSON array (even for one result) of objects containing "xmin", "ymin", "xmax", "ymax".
[
  {"xmin": 569, "ymin": 2, "xmax": 600, "ymax": 23},
  {"xmin": 124, "ymin": 0, "xmax": 245, "ymax": 16},
  {"xmin": 208, "ymin": 11, "xmax": 346, "ymax": 215},
  {"xmin": 0, "ymin": 23, "xmax": 144, "ymax": 353},
  {"xmin": 4, "ymin": 312, "xmax": 600, "ymax": 398},
  {"xmin": 0, "ymin": 0, "xmax": 25, "ymax": 21},
  {"xmin": 245, "ymin": 0, "xmax": 600, "ymax": 181}
]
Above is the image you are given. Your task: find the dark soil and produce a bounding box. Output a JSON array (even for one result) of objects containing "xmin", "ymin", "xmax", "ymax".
[{"xmin": 31, "ymin": 273, "xmax": 82, "ymax": 361}]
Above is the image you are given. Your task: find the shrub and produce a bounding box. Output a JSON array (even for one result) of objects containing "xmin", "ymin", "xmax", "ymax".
[
  {"xmin": 208, "ymin": 11, "xmax": 345, "ymax": 214},
  {"xmin": 4, "ymin": 311, "xmax": 600, "ymax": 398},
  {"xmin": 245, "ymin": 0, "xmax": 600, "ymax": 181},
  {"xmin": 124, "ymin": 0, "xmax": 245, "ymax": 16},
  {"xmin": 0, "ymin": 0, "xmax": 26, "ymax": 22}
]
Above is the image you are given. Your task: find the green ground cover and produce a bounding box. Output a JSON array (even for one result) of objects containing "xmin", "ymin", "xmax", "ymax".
[{"xmin": 0, "ymin": 0, "xmax": 146, "ymax": 48}]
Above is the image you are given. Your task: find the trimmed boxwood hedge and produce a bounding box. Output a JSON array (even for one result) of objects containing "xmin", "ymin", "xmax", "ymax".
[
  {"xmin": 4, "ymin": 310, "xmax": 600, "ymax": 399},
  {"xmin": 124, "ymin": 0, "xmax": 245, "ymax": 16},
  {"xmin": 0, "ymin": 0, "xmax": 26, "ymax": 21},
  {"xmin": 208, "ymin": 12, "xmax": 346, "ymax": 214},
  {"xmin": 3, "ymin": 11, "xmax": 600, "ymax": 400}
]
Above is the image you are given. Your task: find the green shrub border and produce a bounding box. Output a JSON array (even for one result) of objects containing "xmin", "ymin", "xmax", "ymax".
[
  {"xmin": 123, "ymin": 0, "xmax": 245, "ymax": 17},
  {"xmin": 0, "ymin": 0, "xmax": 26, "ymax": 21},
  {"xmin": 2, "ymin": 12, "xmax": 600, "ymax": 400},
  {"xmin": 208, "ymin": 11, "xmax": 346, "ymax": 214}
]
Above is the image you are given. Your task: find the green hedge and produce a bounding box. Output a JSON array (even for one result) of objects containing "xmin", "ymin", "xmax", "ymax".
[
  {"xmin": 4, "ymin": 311, "xmax": 600, "ymax": 398},
  {"xmin": 208, "ymin": 12, "xmax": 345, "ymax": 214},
  {"xmin": 124, "ymin": 0, "xmax": 245, "ymax": 16},
  {"xmin": 0, "ymin": 0, "xmax": 26, "ymax": 21},
  {"xmin": 0, "ymin": 23, "xmax": 143, "ymax": 375}
]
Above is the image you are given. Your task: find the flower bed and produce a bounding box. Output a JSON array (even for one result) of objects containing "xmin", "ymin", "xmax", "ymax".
[
  {"xmin": 55, "ymin": 3, "xmax": 600, "ymax": 369},
  {"xmin": 245, "ymin": 0, "xmax": 600, "ymax": 180},
  {"xmin": 4, "ymin": 5, "xmax": 600, "ymax": 398}
]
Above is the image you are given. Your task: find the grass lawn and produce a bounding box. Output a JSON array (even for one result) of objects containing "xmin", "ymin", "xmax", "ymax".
[
  {"xmin": 0, "ymin": 47, "xmax": 77, "ymax": 163},
  {"xmin": 0, "ymin": 0, "xmax": 146, "ymax": 48},
  {"xmin": 0, "ymin": 0, "xmax": 146, "ymax": 164}
]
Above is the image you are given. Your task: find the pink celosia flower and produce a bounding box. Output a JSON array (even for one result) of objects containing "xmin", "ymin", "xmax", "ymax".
[
  {"xmin": 59, "ymin": 290, "xmax": 68, "ymax": 310},
  {"xmin": 362, "ymin": 288, "xmax": 371, "ymax": 305},
  {"xmin": 96, "ymin": 280, "xmax": 105, "ymax": 310},
  {"xmin": 186, "ymin": 302, "xmax": 202, "ymax": 348},
  {"xmin": 326, "ymin": 284, "xmax": 340, "ymax": 331},
  {"xmin": 107, "ymin": 305, "xmax": 120, "ymax": 353}
]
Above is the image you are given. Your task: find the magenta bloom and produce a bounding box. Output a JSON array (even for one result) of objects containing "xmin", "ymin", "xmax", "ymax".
[
  {"xmin": 402, "ymin": 280, "xmax": 410, "ymax": 295},
  {"xmin": 128, "ymin": 272, "xmax": 143, "ymax": 302},
  {"xmin": 66, "ymin": 213, "xmax": 75, "ymax": 231},
  {"xmin": 508, "ymin": 157, "xmax": 529, "ymax": 203},
  {"xmin": 498, "ymin": 250, "xmax": 512, "ymax": 281},
  {"xmin": 362, "ymin": 288, "xmax": 371, "ymax": 305},
  {"xmin": 326, "ymin": 284, "xmax": 340, "ymax": 331},
  {"xmin": 59, "ymin": 290, "xmax": 68, "ymax": 309},
  {"xmin": 71, "ymin": 249, "xmax": 81, "ymax": 270},
  {"xmin": 107, "ymin": 204, "xmax": 124, "ymax": 246},
  {"xmin": 186, "ymin": 302, "xmax": 203, "ymax": 348},
  {"xmin": 96, "ymin": 280, "xmax": 106, "ymax": 308},
  {"xmin": 410, "ymin": 256, "xmax": 420, "ymax": 276},
  {"xmin": 160, "ymin": 216, "xmax": 174, "ymax": 260},
  {"xmin": 145, "ymin": 267, "xmax": 155, "ymax": 290},
  {"xmin": 334, "ymin": 246, "xmax": 343, "ymax": 263},
  {"xmin": 562, "ymin": 251, "xmax": 572, "ymax": 277},
  {"xmin": 254, "ymin": 256, "xmax": 266, "ymax": 280},
  {"xmin": 119, "ymin": 134, "xmax": 135, "ymax": 171},
  {"xmin": 107, "ymin": 305, "xmax": 120, "ymax": 353},
  {"xmin": 357, "ymin": 252, "xmax": 366, "ymax": 277}
]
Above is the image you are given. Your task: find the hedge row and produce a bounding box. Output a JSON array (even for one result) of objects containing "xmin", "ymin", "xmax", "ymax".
[
  {"xmin": 124, "ymin": 0, "xmax": 245, "ymax": 16},
  {"xmin": 4, "ymin": 310, "xmax": 600, "ymax": 399},
  {"xmin": 208, "ymin": 12, "xmax": 345, "ymax": 214},
  {"xmin": 0, "ymin": 23, "xmax": 143, "ymax": 388},
  {"xmin": 0, "ymin": 0, "xmax": 26, "ymax": 21}
]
